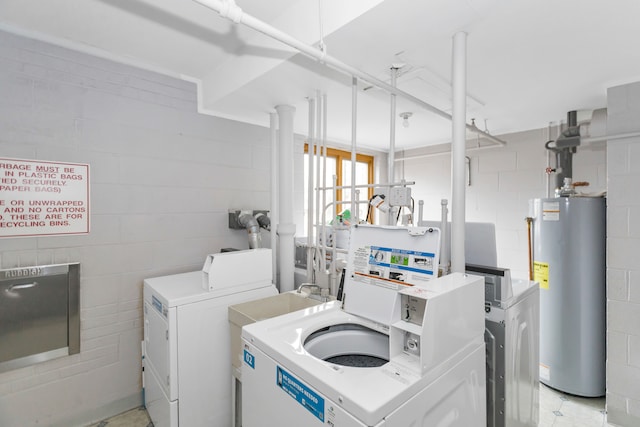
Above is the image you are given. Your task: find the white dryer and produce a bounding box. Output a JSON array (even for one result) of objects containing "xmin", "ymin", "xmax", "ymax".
[
  {"xmin": 143, "ymin": 249, "xmax": 278, "ymax": 427},
  {"xmin": 241, "ymin": 225, "xmax": 486, "ymax": 427}
]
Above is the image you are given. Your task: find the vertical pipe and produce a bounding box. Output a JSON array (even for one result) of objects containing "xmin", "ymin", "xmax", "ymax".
[
  {"xmin": 321, "ymin": 93, "xmax": 329, "ymax": 278},
  {"xmin": 270, "ymin": 112, "xmax": 279, "ymax": 285},
  {"xmin": 330, "ymin": 174, "xmax": 338, "ymax": 296},
  {"xmin": 307, "ymin": 98, "xmax": 316, "ymax": 283},
  {"xmin": 440, "ymin": 199, "xmax": 449, "ymax": 274},
  {"xmin": 322, "ymin": 91, "xmax": 328, "ymax": 226},
  {"xmin": 351, "ymin": 76, "xmax": 358, "ymax": 218},
  {"xmin": 418, "ymin": 200, "xmax": 424, "ymax": 225},
  {"xmin": 316, "ymin": 92, "xmax": 326, "ymax": 269},
  {"xmin": 388, "ymin": 67, "xmax": 398, "ymax": 225},
  {"xmin": 275, "ymin": 104, "xmax": 296, "ymax": 292},
  {"xmin": 545, "ymin": 122, "xmax": 554, "ymax": 198},
  {"xmin": 314, "ymin": 97, "xmax": 321, "ymax": 258},
  {"xmin": 451, "ymin": 32, "xmax": 467, "ymax": 273}
]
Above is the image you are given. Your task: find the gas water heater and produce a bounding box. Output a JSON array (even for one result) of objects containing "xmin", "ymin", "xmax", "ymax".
[
  {"xmin": 530, "ymin": 112, "xmax": 606, "ymax": 397},
  {"xmin": 530, "ymin": 197, "xmax": 605, "ymax": 397}
]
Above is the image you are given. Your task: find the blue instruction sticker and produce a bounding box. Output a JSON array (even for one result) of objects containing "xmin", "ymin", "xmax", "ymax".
[
  {"xmin": 243, "ymin": 350, "xmax": 255, "ymax": 369},
  {"xmin": 277, "ymin": 366, "xmax": 325, "ymax": 422}
]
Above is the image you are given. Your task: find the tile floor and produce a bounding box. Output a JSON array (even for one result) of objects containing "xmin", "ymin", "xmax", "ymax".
[
  {"xmin": 87, "ymin": 407, "xmax": 152, "ymax": 427},
  {"xmin": 539, "ymin": 384, "xmax": 613, "ymax": 427},
  {"xmin": 90, "ymin": 384, "xmax": 616, "ymax": 427}
]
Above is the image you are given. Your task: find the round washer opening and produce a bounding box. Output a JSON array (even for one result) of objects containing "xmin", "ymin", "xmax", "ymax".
[{"xmin": 303, "ymin": 323, "xmax": 389, "ymax": 368}]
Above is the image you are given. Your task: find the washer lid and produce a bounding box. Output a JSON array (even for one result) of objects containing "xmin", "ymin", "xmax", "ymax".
[{"xmin": 342, "ymin": 225, "xmax": 440, "ymax": 326}]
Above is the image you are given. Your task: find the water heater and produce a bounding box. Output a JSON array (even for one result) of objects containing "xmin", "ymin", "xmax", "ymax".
[{"xmin": 530, "ymin": 197, "xmax": 605, "ymax": 397}]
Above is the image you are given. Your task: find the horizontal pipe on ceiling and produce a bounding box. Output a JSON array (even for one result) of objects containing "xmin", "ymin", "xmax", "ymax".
[{"xmin": 193, "ymin": 0, "xmax": 507, "ymax": 147}]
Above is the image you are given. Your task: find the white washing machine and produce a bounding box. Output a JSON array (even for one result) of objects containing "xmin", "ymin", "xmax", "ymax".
[
  {"xmin": 241, "ymin": 225, "xmax": 486, "ymax": 427},
  {"xmin": 143, "ymin": 249, "xmax": 278, "ymax": 427}
]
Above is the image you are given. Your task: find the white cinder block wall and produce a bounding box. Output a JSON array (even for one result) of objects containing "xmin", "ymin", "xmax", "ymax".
[
  {"xmin": 0, "ymin": 30, "xmax": 274, "ymax": 427},
  {"xmin": 401, "ymin": 128, "xmax": 606, "ymax": 279},
  {"xmin": 606, "ymin": 82, "xmax": 640, "ymax": 426}
]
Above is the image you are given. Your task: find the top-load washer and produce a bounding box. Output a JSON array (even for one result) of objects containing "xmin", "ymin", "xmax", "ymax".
[{"xmin": 241, "ymin": 225, "xmax": 486, "ymax": 427}]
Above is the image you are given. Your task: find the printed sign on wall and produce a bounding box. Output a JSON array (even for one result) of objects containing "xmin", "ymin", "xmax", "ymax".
[{"xmin": 0, "ymin": 158, "xmax": 90, "ymax": 238}]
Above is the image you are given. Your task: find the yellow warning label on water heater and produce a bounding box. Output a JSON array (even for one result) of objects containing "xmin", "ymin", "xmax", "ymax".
[{"xmin": 534, "ymin": 261, "xmax": 549, "ymax": 290}]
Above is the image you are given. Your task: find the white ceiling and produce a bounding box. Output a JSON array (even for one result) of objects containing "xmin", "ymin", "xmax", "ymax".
[{"xmin": 1, "ymin": 0, "xmax": 639, "ymax": 151}]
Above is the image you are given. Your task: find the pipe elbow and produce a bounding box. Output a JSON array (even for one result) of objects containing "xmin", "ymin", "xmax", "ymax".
[
  {"xmin": 238, "ymin": 214, "xmax": 259, "ymax": 232},
  {"xmin": 220, "ymin": 0, "xmax": 243, "ymax": 23},
  {"xmin": 238, "ymin": 214, "xmax": 261, "ymax": 248},
  {"xmin": 254, "ymin": 212, "xmax": 271, "ymax": 230}
]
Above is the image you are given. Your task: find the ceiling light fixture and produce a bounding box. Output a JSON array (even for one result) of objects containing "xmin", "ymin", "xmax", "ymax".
[{"xmin": 400, "ymin": 112, "xmax": 413, "ymax": 128}]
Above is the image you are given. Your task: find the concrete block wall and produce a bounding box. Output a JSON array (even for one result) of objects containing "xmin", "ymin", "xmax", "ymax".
[
  {"xmin": 606, "ymin": 81, "xmax": 640, "ymax": 427},
  {"xmin": 0, "ymin": 30, "xmax": 273, "ymax": 427},
  {"xmin": 402, "ymin": 128, "xmax": 606, "ymax": 279}
]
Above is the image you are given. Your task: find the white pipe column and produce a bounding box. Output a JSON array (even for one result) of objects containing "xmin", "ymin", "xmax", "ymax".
[
  {"xmin": 388, "ymin": 67, "xmax": 398, "ymax": 225},
  {"xmin": 270, "ymin": 112, "xmax": 279, "ymax": 285},
  {"xmin": 317, "ymin": 93, "xmax": 326, "ymax": 268},
  {"xmin": 351, "ymin": 77, "xmax": 357, "ymax": 217},
  {"xmin": 306, "ymin": 98, "xmax": 315, "ymax": 282},
  {"xmin": 275, "ymin": 105, "xmax": 296, "ymax": 292},
  {"xmin": 440, "ymin": 199, "xmax": 449, "ymax": 273},
  {"xmin": 451, "ymin": 32, "xmax": 467, "ymax": 274}
]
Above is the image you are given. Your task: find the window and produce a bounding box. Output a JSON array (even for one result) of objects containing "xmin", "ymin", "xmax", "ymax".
[{"xmin": 303, "ymin": 145, "xmax": 374, "ymax": 234}]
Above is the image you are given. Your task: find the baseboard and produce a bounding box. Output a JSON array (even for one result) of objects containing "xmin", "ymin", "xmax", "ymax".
[{"xmin": 50, "ymin": 391, "xmax": 143, "ymax": 427}]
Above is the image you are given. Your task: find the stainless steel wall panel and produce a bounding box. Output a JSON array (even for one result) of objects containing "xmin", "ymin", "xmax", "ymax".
[{"xmin": 0, "ymin": 263, "xmax": 80, "ymax": 372}]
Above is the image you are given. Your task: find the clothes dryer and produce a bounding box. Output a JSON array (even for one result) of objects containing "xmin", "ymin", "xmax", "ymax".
[{"xmin": 143, "ymin": 249, "xmax": 278, "ymax": 427}]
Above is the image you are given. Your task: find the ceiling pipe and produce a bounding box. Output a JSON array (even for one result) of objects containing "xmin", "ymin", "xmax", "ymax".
[
  {"xmin": 583, "ymin": 131, "xmax": 640, "ymax": 144},
  {"xmin": 394, "ymin": 142, "xmax": 501, "ymax": 161},
  {"xmin": 192, "ymin": 0, "xmax": 506, "ymax": 147}
]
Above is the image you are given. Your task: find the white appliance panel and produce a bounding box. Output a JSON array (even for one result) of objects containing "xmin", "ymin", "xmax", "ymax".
[
  {"xmin": 176, "ymin": 285, "xmax": 277, "ymax": 427},
  {"xmin": 384, "ymin": 345, "xmax": 485, "ymax": 426},
  {"xmin": 242, "ymin": 339, "xmax": 486, "ymax": 427},
  {"xmin": 144, "ymin": 301, "xmax": 177, "ymax": 401},
  {"xmin": 144, "ymin": 363, "xmax": 178, "ymax": 427},
  {"xmin": 504, "ymin": 285, "xmax": 539, "ymax": 427},
  {"xmin": 242, "ymin": 343, "xmax": 367, "ymax": 427}
]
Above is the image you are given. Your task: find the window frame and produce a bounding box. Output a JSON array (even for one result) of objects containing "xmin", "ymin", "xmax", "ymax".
[{"xmin": 304, "ymin": 144, "xmax": 374, "ymax": 222}]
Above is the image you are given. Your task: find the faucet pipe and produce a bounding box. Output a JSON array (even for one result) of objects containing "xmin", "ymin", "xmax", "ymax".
[{"xmin": 238, "ymin": 213, "xmax": 262, "ymax": 249}]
